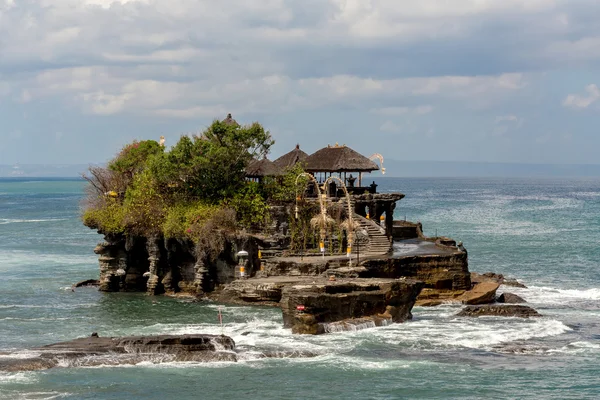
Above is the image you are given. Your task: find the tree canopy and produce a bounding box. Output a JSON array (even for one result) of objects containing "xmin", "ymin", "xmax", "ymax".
[{"xmin": 82, "ymin": 117, "xmax": 275, "ymax": 238}]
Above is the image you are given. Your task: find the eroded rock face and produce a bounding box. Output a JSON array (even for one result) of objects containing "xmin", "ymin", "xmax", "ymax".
[
  {"xmin": 279, "ymin": 279, "xmax": 424, "ymax": 334},
  {"xmin": 362, "ymin": 252, "xmax": 470, "ymax": 291},
  {"xmin": 95, "ymin": 233, "xmax": 260, "ymax": 296},
  {"xmin": 0, "ymin": 334, "xmax": 236, "ymax": 372},
  {"xmin": 457, "ymin": 305, "xmax": 541, "ymax": 318}
]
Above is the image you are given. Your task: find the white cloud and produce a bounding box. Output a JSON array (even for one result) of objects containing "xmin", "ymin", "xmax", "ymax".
[
  {"xmin": 379, "ymin": 120, "xmax": 402, "ymax": 132},
  {"xmin": 370, "ymin": 105, "xmax": 433, "ymax": 115},
  {"xmin": 495, "ymin": 115, "xmax": 519, "ymax": 123},
  {"xmin": 563, "ymin": 84, "xmax": 600, "ymax": 109}
]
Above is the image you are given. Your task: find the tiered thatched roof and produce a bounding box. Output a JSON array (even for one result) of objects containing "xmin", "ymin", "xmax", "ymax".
[
  {"xmin": 222, "ymin": 113, "xmax": 239, "ymax": 126},
  {"xmin": 273, "ymin": 144, "xmax": 308, "ymax": 170},
  {"xmin": 304, "ymin": 144, "xmax": 379, "ymax": 173},
  {"xmin": 245, "ymin": 158, "xmax": 282, "ymax": 178}
]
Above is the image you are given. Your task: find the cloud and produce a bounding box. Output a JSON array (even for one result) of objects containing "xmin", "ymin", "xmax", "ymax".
[
  {"xmin": 379, "ymin": 120, "xmax": 402, "ymax": 133},
  {"xmin": 371, "ymin": 105, "xmax": 433, "ymax": 115},
  {"xmin": 563, "ymin": 84, "xmax": 600, "ymax": 108},
  {"xmin": 495, "ymin": 115, "xmax": 519, "ymax": 123},
  {"xmin": 1, "ymin": 0, "xmax": 600, "ymax": 165}
]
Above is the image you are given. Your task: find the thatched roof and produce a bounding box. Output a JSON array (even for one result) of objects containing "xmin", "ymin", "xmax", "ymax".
[
  {"xmin": 273, "ymin": 144, "xmax": 308, "ymax": 170},
  {"xmin": 222, "ymin": 113, "xmax": 239, "ymax": 127},
  {"xmin": 245, "ymin": 158, "xmax": 282, "ymax": 177},
  {"xmin": 304, "ymin": 144, "xmax": 379, "ymax": 173}
]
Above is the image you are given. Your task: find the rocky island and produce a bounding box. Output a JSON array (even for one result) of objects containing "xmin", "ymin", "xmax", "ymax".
[{"xmin": 81, "ymin": 114, "xmax": 533, "ymax": 336}]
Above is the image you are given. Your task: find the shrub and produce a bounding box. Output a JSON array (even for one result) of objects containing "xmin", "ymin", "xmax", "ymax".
[
  {"xmin": 225, "ymin": 182, "xmax": 270, "ymax": 229},
  {"xmin": 122, "ymin": 170, "xmax": 167, "ymax": 236},
  {"xmin": 163, "ymin": 201, "xmax": 220, "ymax": 240},
  {"xmin": 82, "ymin": 199, "xmax": 126, "ymax": 234}
]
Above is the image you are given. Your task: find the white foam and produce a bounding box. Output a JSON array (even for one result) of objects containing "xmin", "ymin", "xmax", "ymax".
[
  {"xmin": 547, "ymin": 341, "xmax": 600, "ymax": 355},
  {"xmin": 369, "ymin": 309, "xmax": 572, "ymax": 352},
  {"xmin": 0, "ymin": 371, "xmax": 38, "ymax": 384},
  {"xmin": 0, "ymin": 350, "xmax": 43, "ymax": 359},
  {"xmin": 315, "ymin": 354, "xmax": 416, "ymax": 371},
  {"xmin": 510, "ymin": 285, "xmax": 600, "ymax": 304},
  {"xmin": 571, "ymin": 191, "xmax": 600, "ymax": 198},
  {"xmin": 0, "ymin": 218, "xmax": 68, "ymax": 225}
]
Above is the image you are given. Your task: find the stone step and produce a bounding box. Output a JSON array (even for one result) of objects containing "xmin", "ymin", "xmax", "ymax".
[{"xmin": 350, "ymin": 213, "xmax": 391, "ymax": 256}]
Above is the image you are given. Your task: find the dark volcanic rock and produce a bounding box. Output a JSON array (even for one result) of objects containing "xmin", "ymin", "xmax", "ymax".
[
  {"xmin": 497, "ymin": 292, "xmax": 527, "ymax": 304},
  {"xmin": 0, "ymin": 334, "xmax": 236, "ymax": 372},
  {"xmin": 73, "ymin": 279, "xmax": 100, "ymax": 288},
  {"xmin": 457, "ymin": 304, "xmax": 541, "ymax": 318}
]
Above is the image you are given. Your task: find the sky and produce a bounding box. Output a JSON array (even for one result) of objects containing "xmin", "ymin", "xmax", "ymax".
[{"xmin": 1, "ymin": 0, "xmax": 600, "ymax": 166}]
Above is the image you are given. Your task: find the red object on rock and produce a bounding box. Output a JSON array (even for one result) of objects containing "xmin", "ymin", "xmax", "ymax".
[{"xmin": 296, "ymin": 305, "xmax": 305, "ymax": 311}]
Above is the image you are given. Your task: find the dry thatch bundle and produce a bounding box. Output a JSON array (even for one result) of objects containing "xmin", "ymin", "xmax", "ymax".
[
  {"xmin": 245, "ymin": 158, "xmax": 282, "ymax": 177},
  {"xmin": 304, "ymin": 144, "xmax": 379, "ymax": 173},
  {"xmin": 273, "ymin": 144, "xmax": 308, "ymax": 170}
]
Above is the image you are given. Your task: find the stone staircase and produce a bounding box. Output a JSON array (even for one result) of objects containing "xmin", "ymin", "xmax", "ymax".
[{"xmin": 351, "ymin": 213, "xmax": 392, "ymax": 256}]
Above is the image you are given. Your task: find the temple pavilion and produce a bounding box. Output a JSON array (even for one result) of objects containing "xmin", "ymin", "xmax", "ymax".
[
  {"xmin": 245, "ymin": 158, "xmax": 282, "ymax": 183},
  {"xmin": 246, "ymin": 141, "xmax": 399, "ymax": 238}
]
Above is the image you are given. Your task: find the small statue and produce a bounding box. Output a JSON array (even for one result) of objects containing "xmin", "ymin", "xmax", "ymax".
[{"xmin": 347, "ymin": 174, "xmax": 356, "ymax": 187}]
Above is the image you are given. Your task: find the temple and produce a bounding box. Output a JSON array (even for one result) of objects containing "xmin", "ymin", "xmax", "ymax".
[
  {"xmin": 91, "ymin": 116, "xmax": 475, "ymax": 335},
  {"xmin": 251, "ymin": 143, "xmax": 401, "ymax": 244}
]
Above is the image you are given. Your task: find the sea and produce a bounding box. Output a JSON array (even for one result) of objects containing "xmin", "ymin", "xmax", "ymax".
[{"xmin": 0, "ymin": 177, "xmax": 599, "ymax": 399}]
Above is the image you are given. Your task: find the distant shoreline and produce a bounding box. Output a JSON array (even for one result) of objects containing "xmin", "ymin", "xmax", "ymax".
[{"xmin": 2, "ymin": 160, "xmax": 600, "ymax": 178}]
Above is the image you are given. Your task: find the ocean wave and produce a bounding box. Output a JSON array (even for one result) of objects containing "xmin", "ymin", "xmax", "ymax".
[
  {"xmin": 371, "ymin": 311, "xmax": 571, "ymax": 352},
  {"xmin": 0, "ymin": 371, "xmax": 38, "ymax": 384},
  {"xmin": 571, "ymin": 191, "xmax": 600, "ymax": 198},
  {"xmin": 0, "ymin": 218, "xmax": 68, "ymax": 225},
  {"xmin": 0, "ymin": 391, "xmax": 67, "ymax": 400},
  {"xmin": 510, "ymin": 286, "xmax": 600, "ymax": 304},
  {"xmin": 314, "ymin": 354, "xmax": 417, "ymax": 371},
  {"xmin": 546, "ymin": 341, "xmax": 600, "ymax": 355}
]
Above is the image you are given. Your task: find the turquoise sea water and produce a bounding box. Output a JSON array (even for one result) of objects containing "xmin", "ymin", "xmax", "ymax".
[{"xmin": 1, "ymin": 177, "xmax": 599, "ymax": 399}]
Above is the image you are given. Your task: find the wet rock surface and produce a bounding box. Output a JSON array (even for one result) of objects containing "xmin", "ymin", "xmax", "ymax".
[
  {"xmin": 278, "ymin": 278, "xmax": 424, "ymax": 334},
  {"xmin": 458, "ymin": 282, "xmax": 500, "ymax": 305},
  {"xmin": 457, "ymin": 304, "xmax": 541, "ymax": 318},
  {"xmin": 0, "ymin": 334, "xmax": 236, "ymax": 372},
  {"xmin": 497, "ymin": 292, "xmax": 527, "ymax": 304},
  {"xmin": 471, "ymin": 272, "xmax": 527, "ymax": 288},
  {"xmin": 73, "ymin": 279, "xmax": 99, "ymax": 288}
]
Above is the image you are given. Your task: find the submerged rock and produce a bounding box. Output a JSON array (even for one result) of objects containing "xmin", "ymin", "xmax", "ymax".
[
  {"xmin": 0, "ymin": 334, "xmax": 236, "ymax": 372},
  {"xmin": 497, "ymin": 292, "xmax": 527, "ymax": 304},
  {"xmin": 457, "ymin": 304, "xmax": 541, "ymax": 318}
]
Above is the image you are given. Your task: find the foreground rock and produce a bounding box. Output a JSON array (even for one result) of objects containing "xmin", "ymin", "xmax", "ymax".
[
  {"xmin": 279, "ymin": 278, "xmax": 424, "ymax": 334},
  {"xmin": 0, "ymin": 334, "xmax": 236, "ymax": 372},
  {"xmin": 457, "ymin": 304, "xmax": 541, "ymax": 318}
]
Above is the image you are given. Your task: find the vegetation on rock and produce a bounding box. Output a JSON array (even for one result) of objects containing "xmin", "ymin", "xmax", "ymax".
[
  {"xmin": 82, "ymin": 118, "xmax": 275, "ymax": 241},
  {"xmin": 83, "ymin": 116, "xmax": 353, "ymax": 258}
]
